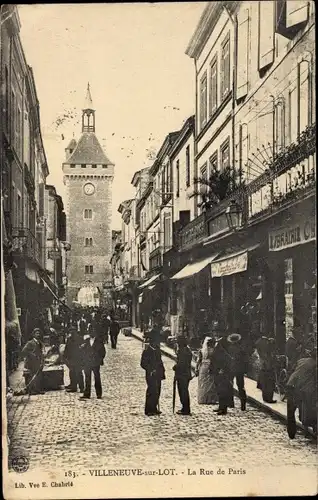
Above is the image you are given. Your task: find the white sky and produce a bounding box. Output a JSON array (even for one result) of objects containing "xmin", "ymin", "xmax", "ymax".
[{"xmin": 18, "ymin": 2, "xmax": 205, "ymax": 228}]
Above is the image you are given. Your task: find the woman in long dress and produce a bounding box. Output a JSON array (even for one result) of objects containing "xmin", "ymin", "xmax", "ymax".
[{"xmin": 196, "ymin": 336, "xmax": 218, "ymax": 404}]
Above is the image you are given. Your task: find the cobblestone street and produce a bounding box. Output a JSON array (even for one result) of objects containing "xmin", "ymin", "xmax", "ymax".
[{"xmin": 7, "ymin": 335, "xmax": 317, "ymax": 473}]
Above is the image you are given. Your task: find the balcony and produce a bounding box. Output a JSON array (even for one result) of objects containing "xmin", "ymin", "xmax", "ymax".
[
  {"xmin": 247, "ymin": 123, "xmax": 316, "ymax": 221},
  {"xmin": 12, "ymin": 227, "xmax": 41, "ymax": 266},
  {"xmin": 178, "ymin": 212, "xmax": 208, "ymax": 251},
  {"xmin": 149, "ymin": 247, "xmax": 162, "ymax": 271}
]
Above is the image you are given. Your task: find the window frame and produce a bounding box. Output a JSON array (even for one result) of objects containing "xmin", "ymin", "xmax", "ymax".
[
  {"xmin": 185, "ymin": 145, "xmax": 190, "ymax": 187},
  {"xmin": 176, "ymin": 159, "xmax": 180, "ymax": 198},
  {"xmin": 209, "ymin": 54, "xmax": 218, "ymax": 116},
  {"xmin": 84, "ymin": 208, "xmax": 93, "ymax": 220},
  {"xmin": 221, "ymin": 33, "xmax": 231, "ymax": 100},
  {"xmin": 220, "ymin": 137, "xmax": 231, "ymax": 171},
  {"xmin": 199, "ymin": 70, "xmax": 208, "ymax": 130}
]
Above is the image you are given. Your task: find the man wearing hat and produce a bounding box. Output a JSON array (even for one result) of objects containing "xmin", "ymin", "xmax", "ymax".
[
  {"xmin": 64, "ymin": 326, "xmax": 84, "ymax": 393},
  {"xmin": 140, "ymin": 330, "xmax": 165, "ymax": 416},
  {"xmin": 227, "ymin": 333, "xmax": 248, "ymax": 411},
  {"xmin": 173, "ymin": 336, "xmax": 193, "ymax": 415},
  {"xmin": 20, "ymin": 328, "xmax": 45, "ymax": 395}
]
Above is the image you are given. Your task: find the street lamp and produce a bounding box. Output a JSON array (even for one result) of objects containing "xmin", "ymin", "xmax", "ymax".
[{"xmin": 225, "ymin": 200, "xmax": 243, "ymax": 231}]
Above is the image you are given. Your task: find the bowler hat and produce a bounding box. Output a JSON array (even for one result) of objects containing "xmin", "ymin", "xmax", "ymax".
[{"xmin": 227, "ymin": 333, "xmax": 242, "ymax": 344}]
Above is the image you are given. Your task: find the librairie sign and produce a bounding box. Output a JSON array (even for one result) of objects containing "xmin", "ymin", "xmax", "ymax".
[
  {"xmin": 269, "ymin": 216, "xmax": 315, "ymax": 252},
  {"xmin": 211, "ymin": 251, "xmax": 248, "ymax": 278}
]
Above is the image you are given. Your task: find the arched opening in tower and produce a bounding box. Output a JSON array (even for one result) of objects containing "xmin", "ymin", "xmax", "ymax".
[{"xmin": 77, "ymin": 285, "xmax": 100, "ymax": 308}]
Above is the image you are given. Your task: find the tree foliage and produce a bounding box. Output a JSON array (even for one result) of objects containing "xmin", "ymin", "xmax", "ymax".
[{"xmin": 189, "ymin": 165, "xmax": 243, "ymax": 211}]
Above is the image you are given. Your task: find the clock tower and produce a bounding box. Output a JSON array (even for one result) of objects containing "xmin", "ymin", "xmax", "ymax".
[{"xmin": 62, "ymin": 84, "xmax": 114, "ymax": 307}]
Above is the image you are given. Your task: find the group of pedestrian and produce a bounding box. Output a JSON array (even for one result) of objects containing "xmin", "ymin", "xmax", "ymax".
[
  {"xmin": 18, "ymin": 308, "xmax": 121, "ymax": 400},
  {"xmin": 140, "ymin": 326, "xmax": 193, "ymax": 416}
]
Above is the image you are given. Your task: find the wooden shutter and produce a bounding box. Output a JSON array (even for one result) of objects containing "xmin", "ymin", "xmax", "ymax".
[
  {"xmin": 237, "ymin": 8, "xmax": 249, "ymax": 100},
  {"xmin": 299, "ymin": 61, "xmax": 310, "ymax": 133},
  {"xmin": 258, "ymin": 1, "xmax": 275, "ymax": 70},
  {"xmin": 286, "ymin": 0, "xmax": 308, "ymax": 27}
]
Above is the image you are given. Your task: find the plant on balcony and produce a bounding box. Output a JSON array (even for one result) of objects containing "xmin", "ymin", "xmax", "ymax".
[{"xmin": 189, "ymin": 165, "xmax": 243, "ymax": 211}]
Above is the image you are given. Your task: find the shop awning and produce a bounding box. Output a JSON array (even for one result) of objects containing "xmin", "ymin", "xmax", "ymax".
[
  {"xmin": 171, "ymin": 253, "xmax": 219, "ymax": 280},
  {"xmin": 40, "ymin": 277, "xmax": 71, "ymax": 311},
  {"xmin": 148, "ymin": 284, "xmax": 156, "ymax": 290},
  {"xmin": 139, "ymin": 273, "xmax": 161, "ymax": 289},
  {"xmin": 211, "ymin": 244, "xmax": 260, "ymax": 278}
]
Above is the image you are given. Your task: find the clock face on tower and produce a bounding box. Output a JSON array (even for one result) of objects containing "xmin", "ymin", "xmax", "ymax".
[{"xmin": 83, "ymin": 182, "xmax": 95, "ymax": 195}]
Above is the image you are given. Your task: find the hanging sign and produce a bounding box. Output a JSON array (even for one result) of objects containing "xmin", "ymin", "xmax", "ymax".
[
  {"xmin": 211, "ymin": 251, "xmax": 248, "ymax": 277},
  {"xmin": 269, "ymin": 216, "xmax": 315, "ymax": 251}
]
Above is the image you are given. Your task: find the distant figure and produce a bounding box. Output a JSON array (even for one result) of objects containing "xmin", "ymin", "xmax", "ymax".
[
  {"xmin": 78, "ymin": 314, "xmax": 87, "ymax": 337},
  {"xmin": 109, "ymin": 318, "xmax": 120, "ymax": 349},
  {"xmin": 173, "ymin": 336, "xmax": 193, "ymax": 415},
  {"xmin": 64, "ymin": 327, "xmax": 84, "ymax": 393},
  {"xmin": 210, "ymin": 336, "xmax": 235, "ymax": 415},
  {"xmin": 140, "ymin": 330, "xmax": 165, "ymax": 416},
  {"xmin": 79, "ymin": 329, "xmax": 106, "ymax": 400},
  {"xmin": 20, "ymin": 328, "xmax": 45, "ymax": 395}
]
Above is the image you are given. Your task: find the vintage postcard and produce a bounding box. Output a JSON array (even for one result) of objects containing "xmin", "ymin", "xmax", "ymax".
[{"xmin": 2, "ymin": 2, "xmax": 317, "ymax": 498}]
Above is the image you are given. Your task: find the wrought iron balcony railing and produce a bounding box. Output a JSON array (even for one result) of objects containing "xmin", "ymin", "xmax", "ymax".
[
  {"xmin": 178, "ymin": 212, "xmax": 209, "ymax": 251},
  {"xmin": 11, "ymin": 227, "xmax": 41, "ymax": 266}
]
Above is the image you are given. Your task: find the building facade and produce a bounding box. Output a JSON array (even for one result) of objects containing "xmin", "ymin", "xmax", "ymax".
[
  {"xmin": 1, "ymin": 5, "xmax": 66, "ymax": 346},
  {"xmin": 62, "ymin": 85, "xmax": 115, "ymax": 308},
  {"xmin": 116, "ymin": 1, "xmax": 316, "ymax": 361}
]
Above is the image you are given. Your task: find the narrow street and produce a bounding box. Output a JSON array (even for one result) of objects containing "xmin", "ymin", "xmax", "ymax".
[{"xmin": 8, "ymin": 335, "xmax": 316, "ymax": 473}]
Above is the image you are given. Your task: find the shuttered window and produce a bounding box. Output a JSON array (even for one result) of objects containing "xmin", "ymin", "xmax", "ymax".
[
  {"xmin": 209, "ymin": 56, "xmax": 218, "ymax": 116},
  {"xmin": 286, "ymin": 0, "xmax": 308, "ymax": 27},
  {"xmin": 221, "ymin": 34, "xmax": 231, "ymax": 99},
  {"xmin": 299, "ymin": 61, "xmax": 310, "ymax": 133},
  {"xmin": 239, "ymin": 124, "xmax": 249, "ymax": 181},
  {"xmin": 176, "ymin": 159, "xmax": 180, "ymax": 197},
  {"xmin": 258, "ymin": 0, "xmax": 275, "ymax": 71},
  {"xmin": 236, "ymin": 8, "xmax": 249, "ymax": 100},
  {"xmin": 274, "ymin": 101, "xmax": 286, "ymax": 154},
  {"xmin": 200, "ymin": 71, "xmax": 208, "ymax": 129},
  {"xmin": 288, "ymin": 86, "xmax": 298, "ymax": 143},
  {"xmin": 186, "ymin": 145, "xmax": 190, "ymax": 187}
]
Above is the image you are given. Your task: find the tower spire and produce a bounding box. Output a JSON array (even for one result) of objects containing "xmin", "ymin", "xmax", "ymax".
[
  {"xmin": 82, "ymin": 83, "xmax": 95, "ymax": 133},
  {"xmin": 83, "ymin": 82, "xmax": 94, "ymax": 111}
]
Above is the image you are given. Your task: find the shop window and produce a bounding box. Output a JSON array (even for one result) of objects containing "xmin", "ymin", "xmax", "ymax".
[{"xmin": 284, "ymin": 258, "xmax": 294, "ymax": 340}]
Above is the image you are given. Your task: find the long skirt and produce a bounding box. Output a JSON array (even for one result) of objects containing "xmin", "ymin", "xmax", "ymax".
[
  {"xmin": 197, "ymin": 360, "xmax": 218, "ymax": 404},
  {"xmin": 215, "ymin": 371, "xmax": 234, "ymax": 408}
]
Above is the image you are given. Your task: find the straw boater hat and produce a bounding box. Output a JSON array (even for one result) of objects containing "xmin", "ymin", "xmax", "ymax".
[{"xmin": 227, "ymin": 333, "xmax": 242, "ymax": 344}]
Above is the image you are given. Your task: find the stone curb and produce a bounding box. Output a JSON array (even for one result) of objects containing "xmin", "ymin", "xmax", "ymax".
[{"xmin": 129, "ymin": 329, "xmax": 315, "ymax": 438}]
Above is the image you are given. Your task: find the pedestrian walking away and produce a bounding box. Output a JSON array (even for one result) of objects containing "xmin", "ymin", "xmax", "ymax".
[
  {"xmin": 227, "ymin": 333, "xmax": 248, "ymax": 411},
  {"xmin": 20, "ymin": 328, "xmax": 45, "ymax": 395},
  {"xmin": 79, "ymin": 329, "xmax": 106, "ymax": 399},
  {"xmin": 255, "ymin": 336, "xmax": 277, "ymax": 403},
  {"xmin": 210, "ymin": 336, "xmax": 235, "ymax": 415},
  {"xmin": 140, "ymin": 330, "xmax": 165, "ymax": 416},
  {"xmin": 64, "ymin": 326, "xmax": 84, "ymax": 393},
  {"xmin": 173, "ymin": 336, "xmax": 192, "ymax": 415},
  {"xmin": 109, "ymin": 317, "xmax": 120, "ymax": 349}
]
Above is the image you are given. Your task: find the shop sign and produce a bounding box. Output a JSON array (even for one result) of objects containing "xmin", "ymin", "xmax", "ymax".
[
  {"xmin": 269, "ymin": 217, "xmax": 316, "ymax": 252},
  {"xmin": 211, "ymin": 251, "xmax": 248, "ymax": 278}
]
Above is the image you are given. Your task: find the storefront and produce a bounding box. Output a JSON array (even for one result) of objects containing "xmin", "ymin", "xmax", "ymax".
[{"xmin": 267, "ymin": 207, "xmax": 316, "ymax": 352}]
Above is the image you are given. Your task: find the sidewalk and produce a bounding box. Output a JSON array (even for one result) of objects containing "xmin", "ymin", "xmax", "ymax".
[{"xmin": 129, "ymin": 327, "xmax": 314, "ymax": 436}]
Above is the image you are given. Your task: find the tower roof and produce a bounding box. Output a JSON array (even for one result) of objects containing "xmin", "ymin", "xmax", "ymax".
[
  {"xmin": 83, "ymin": 82, "xmax": 94, "ymax": 110},
  {"xmin": 64, "ymin": 132, "xmax": 114, "ymax": 165}
]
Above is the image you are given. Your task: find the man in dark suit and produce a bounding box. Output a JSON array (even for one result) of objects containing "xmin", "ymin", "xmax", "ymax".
[
  {"xmin": 173, "ymin": 336, "xmax": 192, "ymax": 415},
  {"xmin": 79, "ymin": 330, "xmax": 106, "ymax": 400},
  {"xmin": 20, "ymin": 328, "xmax": 45, "ymax": 395},
  {"xmin": 64, "ymin": 326, "xmax": 84, "ymax": 393},
  {"xmin": 140, "ymin": 330, "xmax": 165, "ymax": 416},
  {"xmin": 109, "ymin": 318, "xmax": 120, "ymax": 349}
]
